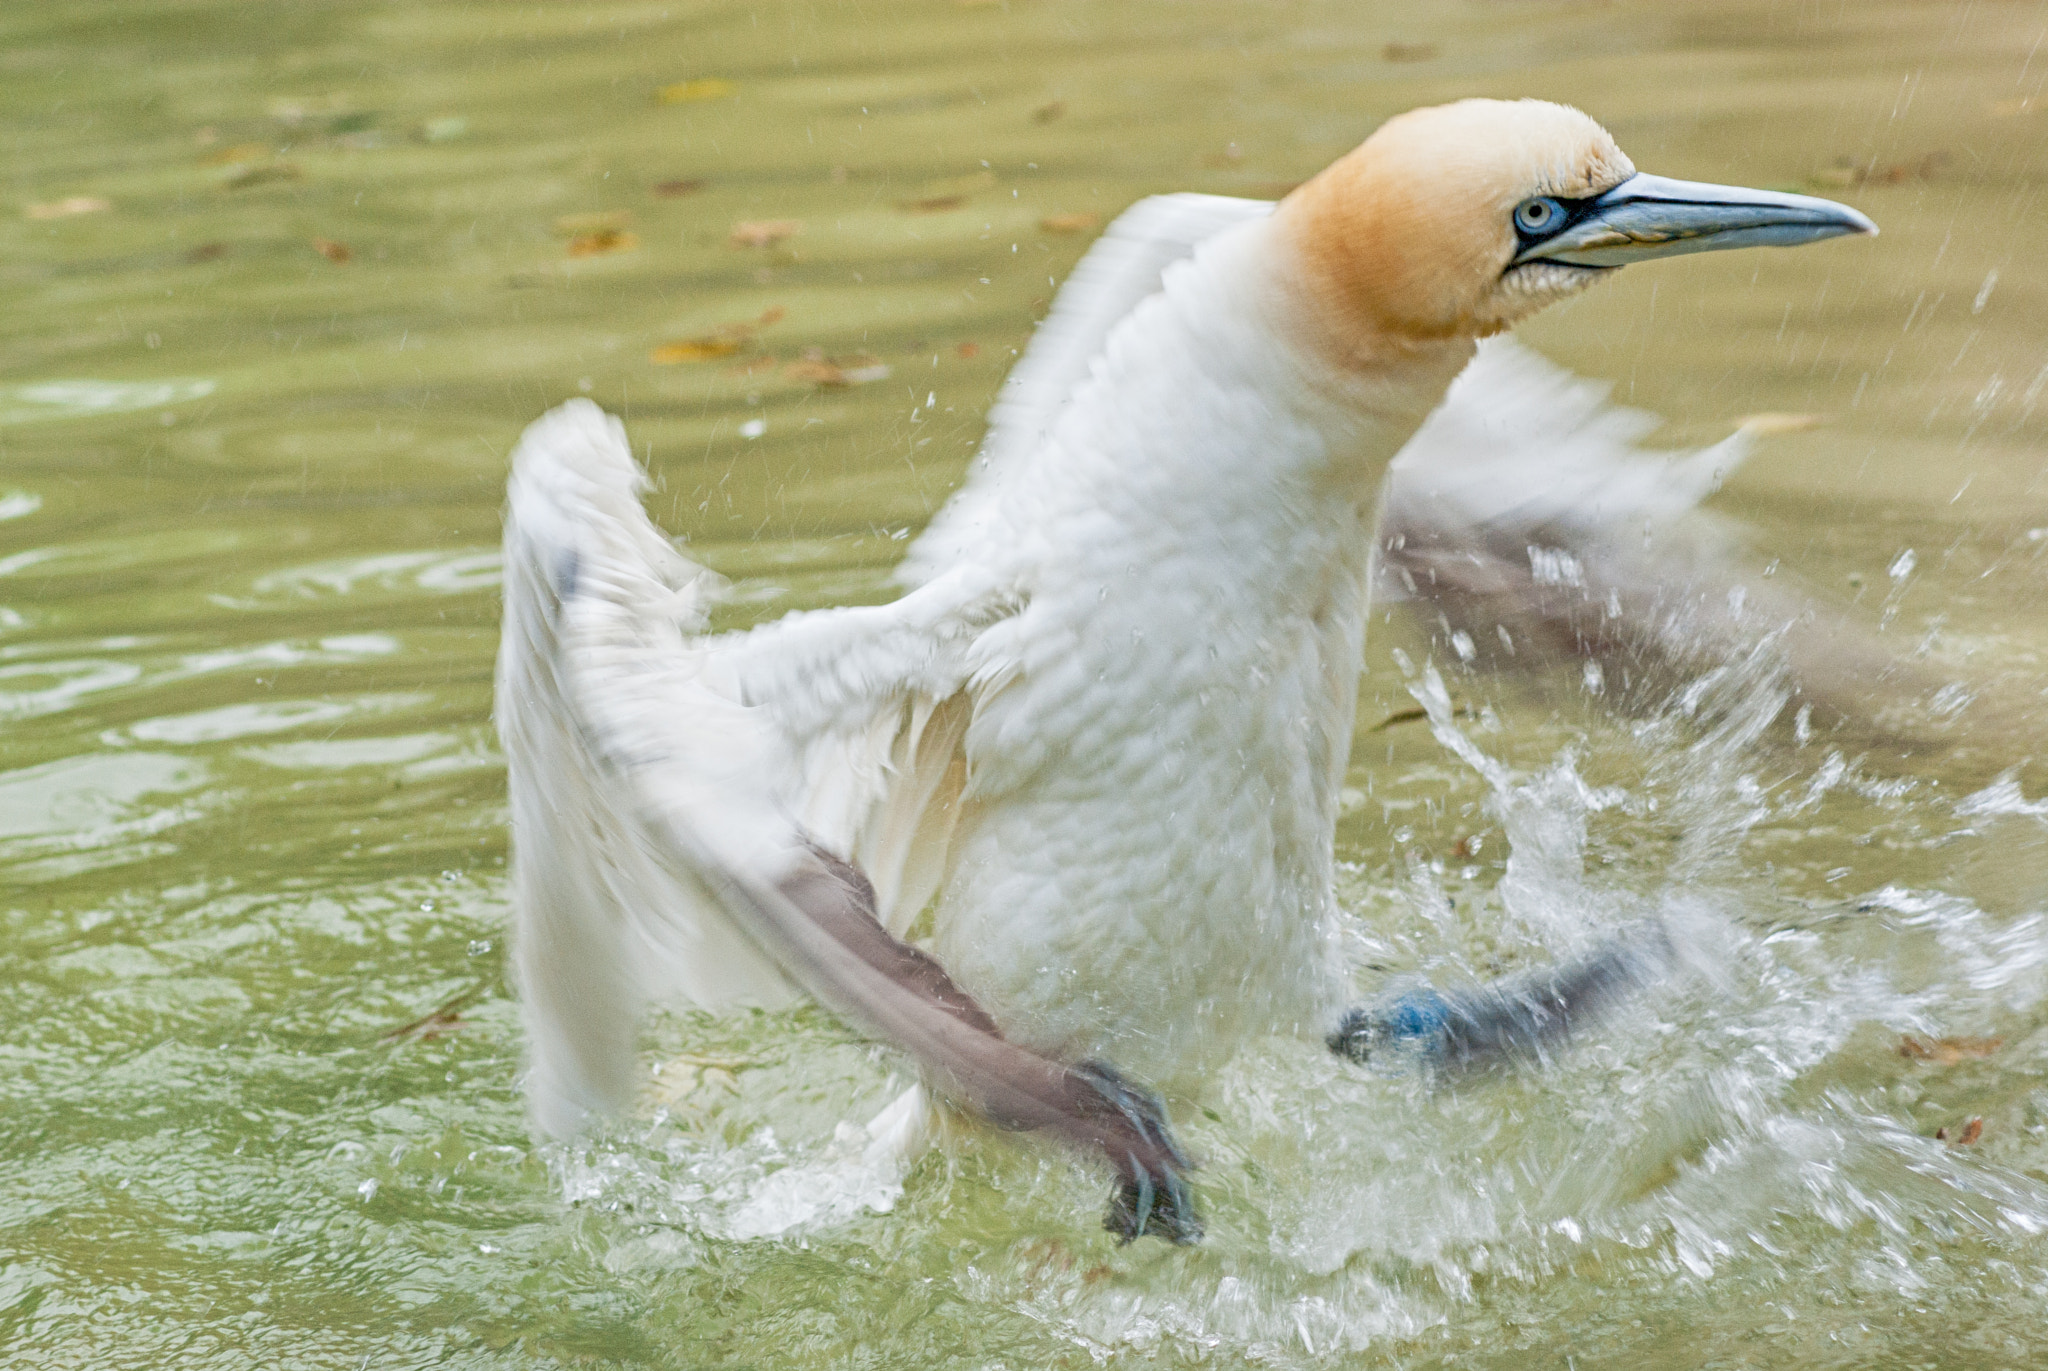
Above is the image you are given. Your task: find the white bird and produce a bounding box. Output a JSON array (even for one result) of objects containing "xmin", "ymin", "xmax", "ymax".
[{"xmin": 495, "ymin": 99, "xmax": 1874, "ymax": 1243}]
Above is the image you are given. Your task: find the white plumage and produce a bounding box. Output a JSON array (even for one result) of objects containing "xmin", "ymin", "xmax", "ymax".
[{"xmin": 495, "ymin": 99, "xmax": 1875, "ymax": 1240}]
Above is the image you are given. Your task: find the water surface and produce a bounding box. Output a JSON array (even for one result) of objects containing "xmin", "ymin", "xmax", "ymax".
[{"xmin": 7, "ymin": 1, "xmax": 2048, "ymax": 1365}]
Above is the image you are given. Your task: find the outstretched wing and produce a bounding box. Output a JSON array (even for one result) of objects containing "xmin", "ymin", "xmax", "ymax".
[
  {"xmin": 499, "ymin": 404, "xmax": 1205, "ymax": 1231},
  {"xmin": 1377, "ymin": 339, "xmax": 1934, "ymax": 729},
  {"xmin": 497, "ymin": 401, "xmax": 994, "ymax": 1134},
  {"xmin": 900, "ymin": 192, "xmax": 1275, "ymax": 586}
]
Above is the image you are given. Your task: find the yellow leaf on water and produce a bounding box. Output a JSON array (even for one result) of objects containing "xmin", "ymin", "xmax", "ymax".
[
  {"xmin": 24, "ymin": 196, "xmax": 111, "ymax": 220},
  {"xmin": 567, "ymin": 229, "xmax": 639, "ymax": 257},
  {"xmin": 658, "ymin": 79, "xmax": 736, "ymax": 105},
  {"xmin": 311, "ymin": 237, "xmax": 351, "ymax": 263},
  {"xmin": 1040, "ymin": 212, "xmax": 1100, "ymax": 234},
  {"xmin": 652, "ymin": 337, "xmax": 744, "ymax": 363},
  {"xmin": 730, "ymin": 219, "xmax": 801, "ymax": 247}
]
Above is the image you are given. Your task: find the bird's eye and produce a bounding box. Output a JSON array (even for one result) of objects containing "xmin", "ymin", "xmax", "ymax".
[{"xmin": 1514, "ymin": 197, "xmax": 1563, "ymax": 235}]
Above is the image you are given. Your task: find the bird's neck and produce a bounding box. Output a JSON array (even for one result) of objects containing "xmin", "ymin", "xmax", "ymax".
[{"xmin": 1043, "ymin": 217, "xmax": 1477, "ymax": 592}]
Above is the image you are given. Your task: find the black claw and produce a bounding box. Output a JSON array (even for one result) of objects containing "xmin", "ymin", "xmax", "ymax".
[{"xmin": 1072, "ymin": 1060, "xmax": 1203, "ymax": 1245}]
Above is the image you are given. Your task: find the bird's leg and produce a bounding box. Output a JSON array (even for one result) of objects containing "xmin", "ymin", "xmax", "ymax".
[
  {"xmin": 776, "ymin": 845, "xmax": 1200, "ymax": 1244},
  {"xmin": 1328, "ymin": 936, "xmax": 1651, "ymax": 1072}
]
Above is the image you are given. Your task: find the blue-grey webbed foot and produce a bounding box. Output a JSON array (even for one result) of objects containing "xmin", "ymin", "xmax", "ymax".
[
  {"xmin": 1072, "ymin": 1060, "xmax": 1202, "ymax": 1245},
  {"xmin": 1329, "ymin": 938, "xmax": 1651, "ymax": 1072}
]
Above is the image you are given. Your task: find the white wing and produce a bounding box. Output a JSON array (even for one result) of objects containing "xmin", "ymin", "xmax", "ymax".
[
  {"xmin": 1380, "ymin": 335, "xmax": 1751, "ymax": 583},
  {"xmin": 900, "ymin": 193, "xmax": 1276, "ymax": 585},
  {"xmin": 498, "ymin": 401, "xmax": 1005, "ymax": 1135},
  {"xmin": 498, "ymin": 404, "xmax": 1199, "ymax": 1215}
]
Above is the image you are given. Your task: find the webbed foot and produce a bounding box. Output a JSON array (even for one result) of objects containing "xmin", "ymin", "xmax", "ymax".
[
  {"xmin": 1071, "ymin": 1060, "xmax": 1202, "ymax": 1245},
  {"xmin": 1330, "ymin": 938, "xmax": 1649, "ymax": 1072}
]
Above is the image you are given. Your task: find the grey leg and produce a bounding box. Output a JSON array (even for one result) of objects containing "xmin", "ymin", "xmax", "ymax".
[{"xmin": 1329, "ymin": 938, "xmax": 1651, "ymax": 1071}]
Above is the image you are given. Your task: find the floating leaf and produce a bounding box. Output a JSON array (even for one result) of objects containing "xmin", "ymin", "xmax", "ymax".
[
  {"xmin": 899, "ymin": 195, "xmax": 967, "ymax": 214},
  {"xmin": 567, "ymin": 229, "xmax": 639, "ymax": 257},
  {"xmin": 1900, "ymin": 1035, "xmax": 2003, "ymax": 1065},
  {"xmin": 24, "ymin": 196, "xmax": 111, "ymax": 220},
  {"xmin": 652, "ymin": 337, "xmax": 744, "ymax": 363},
  {"xmin": 185, "ymin": 242, "xmax": 229, "ymax": 263},
  {"xmin": 1031, "ymin": 100, "xmax": 1067, "ymax": 124},
  {"xmin": 1382, "ymin": 41, "xmax": 1439, "ymax": 62},
  {"xmin": 756, "ymin": 306, "xmax": 787, "ymax": 326},
  {"xmin": 311, "ymin": 237, "xmax": 351, "ymax": 263},
  {"xmin": 957, "ymin": 342, "xmax": 980, "ymax": 359},
  {"xmin": 1040, "ymin": 211, "xmax": 1100, "ymax": 234},
  {"xmin": 730, "ymin": 219, "xmax": 801, "ymax": 247},
  {"xmin": 654, "ymin": 178, "xmax": 707, "ymax": 197},
  {"xmin": 658, "ymin": 79, "xmax": 736, "ymax": 104},
  {"xmin": 222, "ymin": 162, "xmax": 302, "ymax": 189},
  {"xmin": 1958, "ymin": 1116, "xmax": 1984, "ymax": 1145}
]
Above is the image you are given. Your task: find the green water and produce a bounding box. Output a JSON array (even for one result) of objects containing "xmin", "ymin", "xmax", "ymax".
[{"xmin": 8, "ymin": 0, "xmax": 2048, "ymax": 1365}]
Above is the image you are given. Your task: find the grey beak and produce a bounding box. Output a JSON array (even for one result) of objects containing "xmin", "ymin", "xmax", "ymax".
[{"xmin": 1514, "ymin": 173, "xmax": 1877, "ymax": 268}]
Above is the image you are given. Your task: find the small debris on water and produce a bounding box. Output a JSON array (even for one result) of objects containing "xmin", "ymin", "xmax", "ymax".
[
  {"xmin": 1040, "ymin": 212, "xmax": 1099, "ymax": 234},
  {"xmin": 652, "ymin": 337, "xmax": 743, "ymax": 363},
  {"xmin": 653, "ymin": 178, "xmax": 707, "ymax": 197},
  {"xmin": 730, "ymin": 219, "xmax": 801, "ymax": 248},
  {"xmin": 785, "ymin": 350, "xmax": 892, "ymax": 387},
  {"xmin": 658, "ymin": 79, "xmax": 736, "ymax": 104},
  {"xmin": 650, "ymin": 307, "xmax": 786, "ymax": 364},
  {"xmin": 1031, "ymin": 100, "xmax": 1067, "ymax": 124},
  {"xmin": 1936, "ymin": 1116, "xmax": 1984, "ymax": 1145},
  {"xmin": 566, "ymin": 228, "xmax": 638, "ymax": 257},
  {"xmin": 380, "ymin": 988, "xmax": 486, "ymax": 1044},
  {"xmin": 311, "ymin": 237, "xmax": 351, "ymax": 263},
  {"xmin": 1382, "ymin": 41, "xmax": 1439, "ymax": 62},
  {"xmin": 1899, "ymin": 1035, "xmax": 2002, "ymax": 1064},
  {"xmin": 222, "ymin": 162, "xmax": 302, "ymax": 190},
  {"xmin": 25, "ymin": 196, "xmax": 112, "ymax": 219},
  {"xmin": 1736, "ymin": 412, "xmax": 1826, "ymax": 435}
]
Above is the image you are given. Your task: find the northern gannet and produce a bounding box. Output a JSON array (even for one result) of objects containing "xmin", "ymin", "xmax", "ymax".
[{"xmin": 496, "ymin": 100, "xmax": 1874, "ymax": 1244}]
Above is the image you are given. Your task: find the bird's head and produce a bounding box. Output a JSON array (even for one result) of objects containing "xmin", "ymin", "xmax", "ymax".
[{"xmin": 1280, "ymin": 98, "xmax": 1874, "ymax": 349}]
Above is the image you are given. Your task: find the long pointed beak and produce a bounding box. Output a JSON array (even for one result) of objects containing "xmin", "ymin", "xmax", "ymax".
[{"xmin": 1514, "ymin": 173, "xmax": 1877, "ymax": 268}]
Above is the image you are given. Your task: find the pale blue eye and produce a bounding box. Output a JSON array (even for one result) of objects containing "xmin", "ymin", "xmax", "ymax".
[{"xmin": 1515, "ymin": 197, "xmax": 1563, "ymax": 234}]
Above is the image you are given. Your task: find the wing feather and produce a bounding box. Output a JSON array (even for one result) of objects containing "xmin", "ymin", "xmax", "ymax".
[
  {"xmin": 497, "ymin": 400, "xmax": 1008, "ymax": 1135},
  {"xmin": 900, "ymin": 192, "xmax": 1275, "ymax": 585}
]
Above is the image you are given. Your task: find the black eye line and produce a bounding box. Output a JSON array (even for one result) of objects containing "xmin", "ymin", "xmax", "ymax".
[{"xmin": 1511, "ymin": 193, "xmax": 1599, "ymax": 247}]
